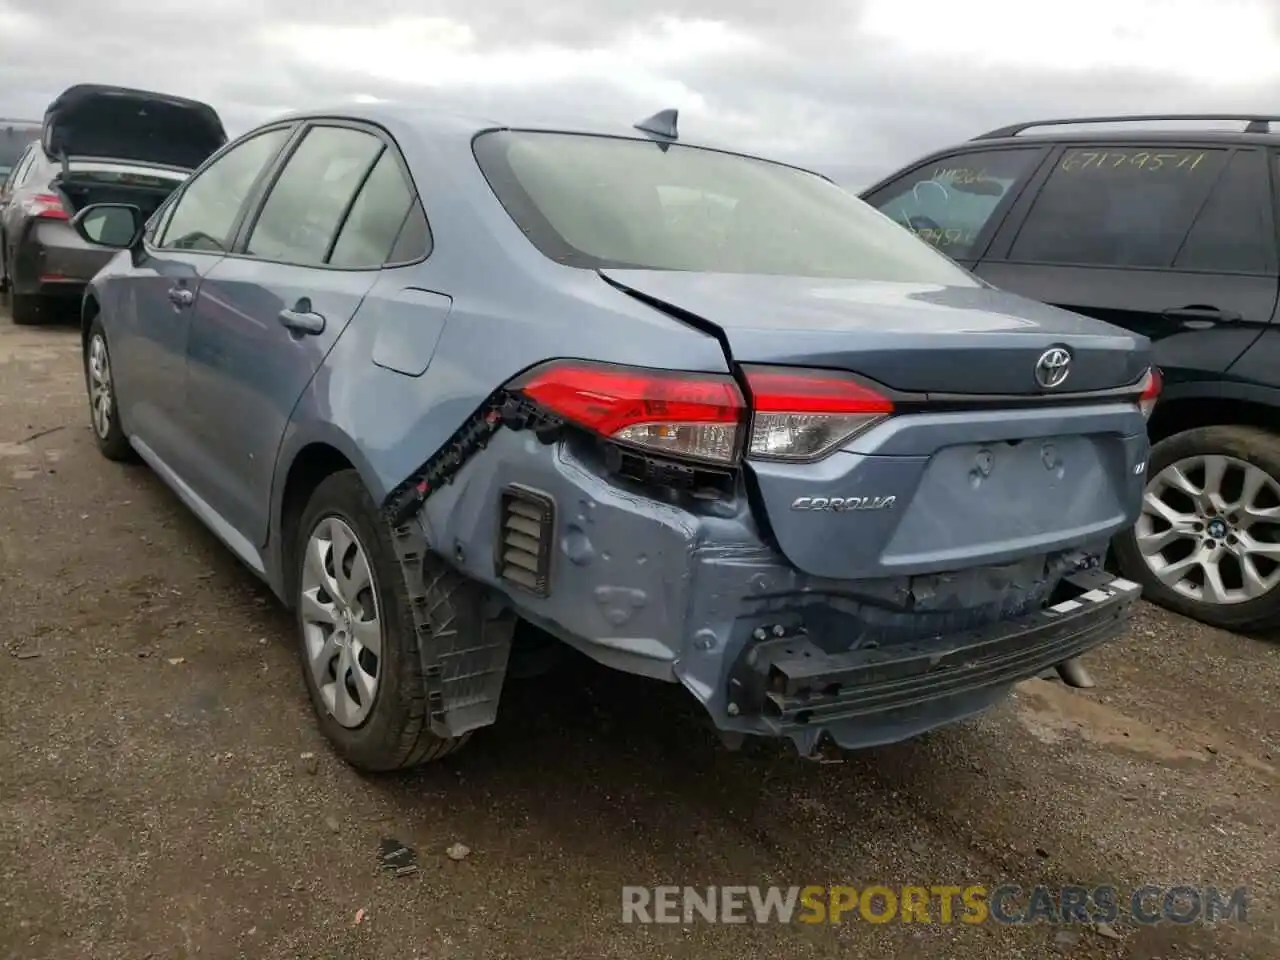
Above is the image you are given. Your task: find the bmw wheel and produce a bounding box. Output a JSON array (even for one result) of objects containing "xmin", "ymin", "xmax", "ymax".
[
  {"xmin": 293, "ymin": 469, "xmax": 489, "ymax": 771},
  {"xmin": 83, "ymin": 320, "xmax": 135, "ymax": 461},
  {"xmin": 1114, "ymin": 425, "xmax": 1280, "ymax": 631}
]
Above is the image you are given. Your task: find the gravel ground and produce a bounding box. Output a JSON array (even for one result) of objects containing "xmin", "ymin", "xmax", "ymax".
[{"xmin": 0, "ymin": 305, "xmax": 1276, "ymax": 960}]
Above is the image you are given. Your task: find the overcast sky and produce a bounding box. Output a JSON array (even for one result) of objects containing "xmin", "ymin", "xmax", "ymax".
[{"xmin": 3, "ymin": 0, "xmax": 1280, "ymax": 189}]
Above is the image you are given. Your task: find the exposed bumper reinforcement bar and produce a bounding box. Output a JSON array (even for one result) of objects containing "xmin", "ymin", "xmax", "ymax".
[{"xmin": 726, "ymin": 569, "xmax": 1140, "ymax": 743}]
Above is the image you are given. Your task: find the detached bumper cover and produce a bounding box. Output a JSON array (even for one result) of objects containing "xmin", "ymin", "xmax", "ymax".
[{"xmin": 725, "ymin": 568, "xmax": 1140, "ymax": 752}]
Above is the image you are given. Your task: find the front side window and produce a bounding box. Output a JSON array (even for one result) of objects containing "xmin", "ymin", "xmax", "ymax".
[
  {"xmin": 1008, "ymin": 145, "xmax": 1230, "ymax": 268},
  {"xmin": 866, "ymin": 149, "xmax": 1040, "ymax": 259},
  {"xmin": 246, "ymin": 125, "xmax": 383, "ymax": 266},
  {"xmin": 158, "ymin": 127, "xmax": 291, "ymax": 253},
  {"xmin": 473, "ymin": 130, "xmax": 980, "ymax": 285}
]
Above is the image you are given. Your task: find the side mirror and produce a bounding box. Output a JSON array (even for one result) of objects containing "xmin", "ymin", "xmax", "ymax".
[{"xmin": 71, "ymin": 203, "xmax": 144, "ymax": 249}]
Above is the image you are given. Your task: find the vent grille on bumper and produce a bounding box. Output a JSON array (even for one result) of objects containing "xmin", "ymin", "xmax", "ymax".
[{"xmin": 497, "ymin": 485, "xmax": 554, "ymax": 597}]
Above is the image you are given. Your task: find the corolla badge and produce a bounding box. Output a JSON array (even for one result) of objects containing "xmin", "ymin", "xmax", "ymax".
[
  {"xmin": 1034, "ymin": 347, "xmax": 1072, "ymax": 389},
  {"xmin": 790, "ymin": 495, "xmax": 897, "ymax": 512}
]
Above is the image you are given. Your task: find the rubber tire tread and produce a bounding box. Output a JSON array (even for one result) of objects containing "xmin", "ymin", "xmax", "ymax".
[
  {"xmin": 11, "ymin": 293, "xmax": 43, "ymax": 326},
  {"xmin": 295, "ymin": 469, "xmax": 474, "ymax": 771},
  {"xmin": 1113, "ymin": 424, "xmax": 1280, "ymax": 631},
  {"xmin": 84, "ymin": 318, "xmax": 136, "ymax": 462}
]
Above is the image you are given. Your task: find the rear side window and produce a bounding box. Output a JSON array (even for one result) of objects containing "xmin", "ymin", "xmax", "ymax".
[
  {"xmin": 159, "ymin": 127, "xmax": 291, "ymax": 252},
  {"xmin": 865, "ymin": 148, "xmax": 1040, "ymax": 258},
  {"xmin": 1, "ymin": 146, "xmax": 30, "ymax": 190},
  {"xmin": 1008, "ymin": 146, "xmax": 1230, "ymax": 268},
  {"xmin": 389, "ymin": 203, "xmax": 430, "ymax": 263},
  {"xmin": 327, "ymin": 149, "xmax": 424, "ymax": 267},
  {"xmin": 1172, "ymin": 150, "xmax": 1273, "ymax": 274},
  {"xmin": 0, "ymin": 126, "xmax": 38, "ymax": 178},
  {"xmin": 7, "ymin": 147, "xmax": 37, "ymax": 189},
  {"xmin": 246, "ymin": 125, "xmax": 382, "ymax": 266}
]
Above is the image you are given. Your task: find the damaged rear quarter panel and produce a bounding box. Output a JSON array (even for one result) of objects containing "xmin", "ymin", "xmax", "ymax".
[{"xmin": 267, "ymin": 118, "xmax": 731, "ymax": 589}]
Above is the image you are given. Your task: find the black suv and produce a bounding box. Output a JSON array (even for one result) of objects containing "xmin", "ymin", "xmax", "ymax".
[{"xmin": 861, "ymin": 114, "xmax": 1280, "ymax": 632}]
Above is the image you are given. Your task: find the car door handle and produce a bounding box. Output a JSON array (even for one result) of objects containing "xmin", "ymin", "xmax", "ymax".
[
  {"xmin": 278, "ymin": 307, "xmax": 326, "ymax": 335},
  {"xmin": 167, "ymin": 286, "xmax": 194, "ymax": 307},
  {"xmin": 1161, "ymin": 305, "xmax": 1242, "ymax": 329}
]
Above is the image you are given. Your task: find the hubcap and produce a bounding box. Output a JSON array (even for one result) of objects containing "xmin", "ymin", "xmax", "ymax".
[
  {"xmin": 1137, "ymin": 454, "xmax": 1280, "ymax": 605},
  {"xmin": 87, "ymin": 335, "xmax": 114, "ymax": 440},
  {"xmin": 300, "ymin": 517, "xmax": 382, "ymax": 727}
]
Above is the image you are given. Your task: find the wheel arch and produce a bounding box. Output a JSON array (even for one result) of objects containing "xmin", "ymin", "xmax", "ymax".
[
  {"xmin": 1147, "ymin": 381, "xmax": 1280, "ymax": 445},
  {"xmin": 81, "ymin": 290, "xmax": 100, "ymax": 351},
  {"xmin": 269, "ymin": 424, "xmax": 386, "ymax": 607}
]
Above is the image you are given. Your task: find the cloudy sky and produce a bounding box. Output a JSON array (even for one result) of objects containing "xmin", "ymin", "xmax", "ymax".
[{"xmin": 3, "ymin": 0, "xmax": 1280, "ymax": 189}]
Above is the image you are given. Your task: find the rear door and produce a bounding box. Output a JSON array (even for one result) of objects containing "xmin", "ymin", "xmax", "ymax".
[
  {"xmin": 973, "ymin": 142, "xmax": 1280, "ymax": 383},
  {"xmin": 182, "ymin": 121, "xmax": 421, "ymax": 545},
  {"xmin": 860, "ymin": 144, "xmax": 1051, "ymax": 268}
]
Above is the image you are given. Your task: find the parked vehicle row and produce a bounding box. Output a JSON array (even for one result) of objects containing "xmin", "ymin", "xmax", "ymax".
[
  {"xmin": 861, "ymin": 115, "xmax": 1280, "ymax": 632},
  {"xmin": 69, "ymin": 104, "xmax": 1155, "ymax": 770},
  {"xmin": 1, "ymin": 84, "xmax": 225, "ymax": 325}
]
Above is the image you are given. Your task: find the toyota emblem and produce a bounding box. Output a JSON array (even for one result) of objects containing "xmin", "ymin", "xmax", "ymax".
[{"xmin": 1034, "ymin": 347, "xmax": 1072, "ymax": 389}]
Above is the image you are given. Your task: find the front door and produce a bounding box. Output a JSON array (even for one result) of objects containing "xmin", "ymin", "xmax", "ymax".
[
  {"xmin": 182, "ymin": 123, "xmax": 418, "ymax": 546},
  {"xmin": 975, "ymin": 143, "xmax": 1280, "ymax": 384}
]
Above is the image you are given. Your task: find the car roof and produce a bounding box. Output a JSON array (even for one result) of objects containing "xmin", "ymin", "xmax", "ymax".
[
  {"xmin": 968, "ymin": 130, "xmax": 1280, "ymax": 147},
  {"xmin": 858, "ymin": 116, "xmax": 1280, "ymax": 196},
  {"xmin": 263, "ymin": 102, "xmax": 826, "ymax": 177},
  {"xmin": 961, "ymin": 114, "xmax": 1280, "ymax": 148}
]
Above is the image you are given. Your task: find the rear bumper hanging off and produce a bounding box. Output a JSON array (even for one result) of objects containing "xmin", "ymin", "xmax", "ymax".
[
  {"xmin": 724, "ymin": 568, "xmax": 1140, "ymax": 754},
  {"xmin": 381, "ymin": 391, "xmax": 562, "ymax": 739}
]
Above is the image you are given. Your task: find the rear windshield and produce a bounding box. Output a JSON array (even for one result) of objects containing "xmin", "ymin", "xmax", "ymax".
[{"xmin": 472, "ymin": 130, "xmax": 979, "ymax": 285}]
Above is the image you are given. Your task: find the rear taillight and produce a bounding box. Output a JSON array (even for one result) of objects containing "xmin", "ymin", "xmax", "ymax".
[
  {"xmin": 1138, "ymin": 367, "xmax": 1162, "ymax": 420},
  {"xmin": 512, "ymin": 360, "xmax": 745, "ymax": 464},
  {"xmin": 511, "ymin": 361, "xmax": 896, "ymax": 467},
  {"xmin": 24, "ymin": 192, "xmax": 69, "ymax": 221},
  {"xmin": 744, "ymin": 366, "xmax": 894, "ymax": 461}
]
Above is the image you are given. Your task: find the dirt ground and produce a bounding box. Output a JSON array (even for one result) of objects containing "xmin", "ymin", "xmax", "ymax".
[{"xmin": 0, "ymin": 304, "xmax": 1276, "ymax": 960}]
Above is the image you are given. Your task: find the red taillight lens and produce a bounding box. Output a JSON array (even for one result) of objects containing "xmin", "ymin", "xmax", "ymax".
[
  {"xmin": 24, "ymin": 192, "xmax": 69, "ymax": 221},
  {"xmin": 1138, "ymin": 366, "xmax": 1162, "ymax": 420},
  {"xmin": 513, "ymin": 360, "xmax": 745, "ymax": 463},
  {"xmin": 744, "ymin": 366, "xmax": 894, "ymax": 461}
]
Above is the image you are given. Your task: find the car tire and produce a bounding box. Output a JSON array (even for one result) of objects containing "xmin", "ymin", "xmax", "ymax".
[
  {"xmin": 83, "ymin": 319, "xmax": 135, "ymax": 462},
  {"xmin": 293, "ymin": 469, "xmax": 478, "ymax": 771},
  {"xmin": 1114, "ymin": 425, "xmax": 1280, "ymax": 631},
  {"xmin": 11, "ymin": 293, "xmax": 43, "ymax": 326}
]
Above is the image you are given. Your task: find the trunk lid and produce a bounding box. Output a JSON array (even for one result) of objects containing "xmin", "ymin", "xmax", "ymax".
[
  {"xmin": 599, "ymin": 270, "xmax": 1152, "ymax": 581},
  {"xmin": 42, "ymin": 84, "xmax": 226, "ymax": 171},
  {"xmin": 598, "ymin": 270, "xmax": 1148, "ymax": 396}
]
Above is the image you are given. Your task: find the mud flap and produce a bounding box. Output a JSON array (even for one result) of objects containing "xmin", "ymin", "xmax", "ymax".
[{"xmin": 379, "ymin": 391, "xmax": 562, "ymax": 738}]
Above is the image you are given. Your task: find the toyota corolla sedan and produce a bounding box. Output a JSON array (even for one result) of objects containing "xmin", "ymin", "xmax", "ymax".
[{"xmin": 70, "ymin": 104, "xmax": 1156, "ymax": 771}]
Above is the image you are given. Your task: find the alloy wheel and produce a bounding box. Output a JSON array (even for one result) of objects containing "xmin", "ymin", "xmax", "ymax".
[
  {"xmin": 299, "ymin": 516, "xmax": 383, "ymax": 727},
  {"xmin": 87, "ymin": 334, "xmax": 114, "ymax": 440},
  {"xmin": 1136, "ymin": 454, "xmax": 1280, "ymax": 605}
]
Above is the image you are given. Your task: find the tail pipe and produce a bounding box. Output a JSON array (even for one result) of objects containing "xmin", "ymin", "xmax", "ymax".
[{"xmin": 1054, "ymin": 656, "xmax": 1096, "ymax": 688}]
